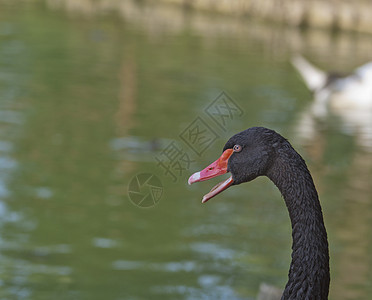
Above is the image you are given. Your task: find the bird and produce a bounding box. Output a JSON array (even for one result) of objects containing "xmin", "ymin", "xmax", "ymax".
[
  {"xmin": 292, "ymin": 55, "xmax": 372, "ymax": 151},
  {"xmin": 291, "ymin": 55, "xmax": 372, "ymax": 116},
  {"xmin": 188, "ymin": 127, "xmax": 330, "ymax": 300}
]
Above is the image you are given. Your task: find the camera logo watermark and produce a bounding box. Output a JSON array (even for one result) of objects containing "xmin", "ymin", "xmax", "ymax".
[{"xmin": 128, "ymin": 173, "xmax": 163, "ymax": 208}]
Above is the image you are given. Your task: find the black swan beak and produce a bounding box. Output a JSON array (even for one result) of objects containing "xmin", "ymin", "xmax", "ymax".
[{"xmin": 188, "ymin": 149, "xmax": 234, "ymax": 203}]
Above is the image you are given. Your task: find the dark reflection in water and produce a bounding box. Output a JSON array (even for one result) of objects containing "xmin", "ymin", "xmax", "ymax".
[{"xmin": 0, "ymin": 1, "xmax": 371, "ymax": 299}]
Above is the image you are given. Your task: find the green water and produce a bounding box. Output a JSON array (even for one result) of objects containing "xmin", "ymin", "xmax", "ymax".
[{"xmin": 0, "ymin": 1, "xmax": 371, "ymax": 299}]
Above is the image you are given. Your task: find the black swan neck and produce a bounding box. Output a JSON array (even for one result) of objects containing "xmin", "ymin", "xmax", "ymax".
[{"xmin": 267, "ymin": 146, "xmax": 330, "ymax": 300}]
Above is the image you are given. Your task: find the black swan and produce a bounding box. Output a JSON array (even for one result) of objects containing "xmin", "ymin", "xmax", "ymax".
[{"xmin": 188, "ymin": 127, "xmax": 330, "ymax": 300}]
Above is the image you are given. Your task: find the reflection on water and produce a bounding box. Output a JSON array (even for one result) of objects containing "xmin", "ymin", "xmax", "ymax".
[
  {"xmin": 292, "ymin": 56, "xmax": 372, "ymax": 300},
  {"xmin": 295, "ymin": 101, "xmax": 372, "ymax": 152},
  {"xmin": 0, "ymin": 1, "xmax": 371, "ymax": 299}
]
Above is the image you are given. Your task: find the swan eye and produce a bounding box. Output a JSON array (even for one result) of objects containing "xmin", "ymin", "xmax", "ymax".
[{"xmin": 233, "ymin": 144, "xmax": 242, "ymax": 152}]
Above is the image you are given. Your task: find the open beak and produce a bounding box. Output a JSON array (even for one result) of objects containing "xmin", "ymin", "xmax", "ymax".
[{"xmin": 188, "ymin": 149, "xmax": 234, "ymax": 203}]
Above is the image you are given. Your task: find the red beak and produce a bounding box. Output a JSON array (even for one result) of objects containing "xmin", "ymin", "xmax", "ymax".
[{"xmin": 188, "ymin": 149, "xmax": 234, "ymax": 203}]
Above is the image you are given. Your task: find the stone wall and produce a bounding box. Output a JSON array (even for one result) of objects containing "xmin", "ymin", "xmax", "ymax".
[
  {"xmin": 44, "ymin": 0, "xmax": 372, "ymax": 66},
  {"xmin": 157, "ymin": 0, "xmax": 372, "ymax": 34}
]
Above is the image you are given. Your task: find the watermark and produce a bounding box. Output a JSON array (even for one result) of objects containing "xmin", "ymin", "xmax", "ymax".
[
  {"xmin": 155, "ymin": 141, "xmax": 194, "ymax": 182},
  {"xmin": 204, "ymin": 91, "xmax": 244, "ymax": 131},
  {"xmin": 127, "ymin": 91, "xmax": 244, "ymax": 208},
  {"xmin": 179, "ymin": 116, "xmax": 219, "ymax": 156},
  {"xmin": 128, "ymin": 173, "xmax": 163, "ymax": 208},
  {"xmin": 157, "ymin": 91, "xmax": 243, "ymax": 183}
]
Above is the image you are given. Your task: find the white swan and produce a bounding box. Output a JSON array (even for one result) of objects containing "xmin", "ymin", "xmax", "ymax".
[
  {"xmin": 292, "ymin": 55, "xmax": 372, "ymax": 151},
  {"xmin": 292, "ymin": 55, "xmax": 372, "ymax": 113}
]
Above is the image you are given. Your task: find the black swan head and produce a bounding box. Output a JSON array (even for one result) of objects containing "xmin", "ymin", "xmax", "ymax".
[{"xmin": 188, "ymin": 127, "xmax": 330, "ymax": 300}]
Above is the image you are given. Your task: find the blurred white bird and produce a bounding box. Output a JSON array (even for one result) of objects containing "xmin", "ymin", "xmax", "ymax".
[
  {"xmin": 292, "ymin": 55, "xmax": 372, "ymax": 151},
  {"xmin": 292, "ymin": 55, "xmax": 372, "ymax": 116}
]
